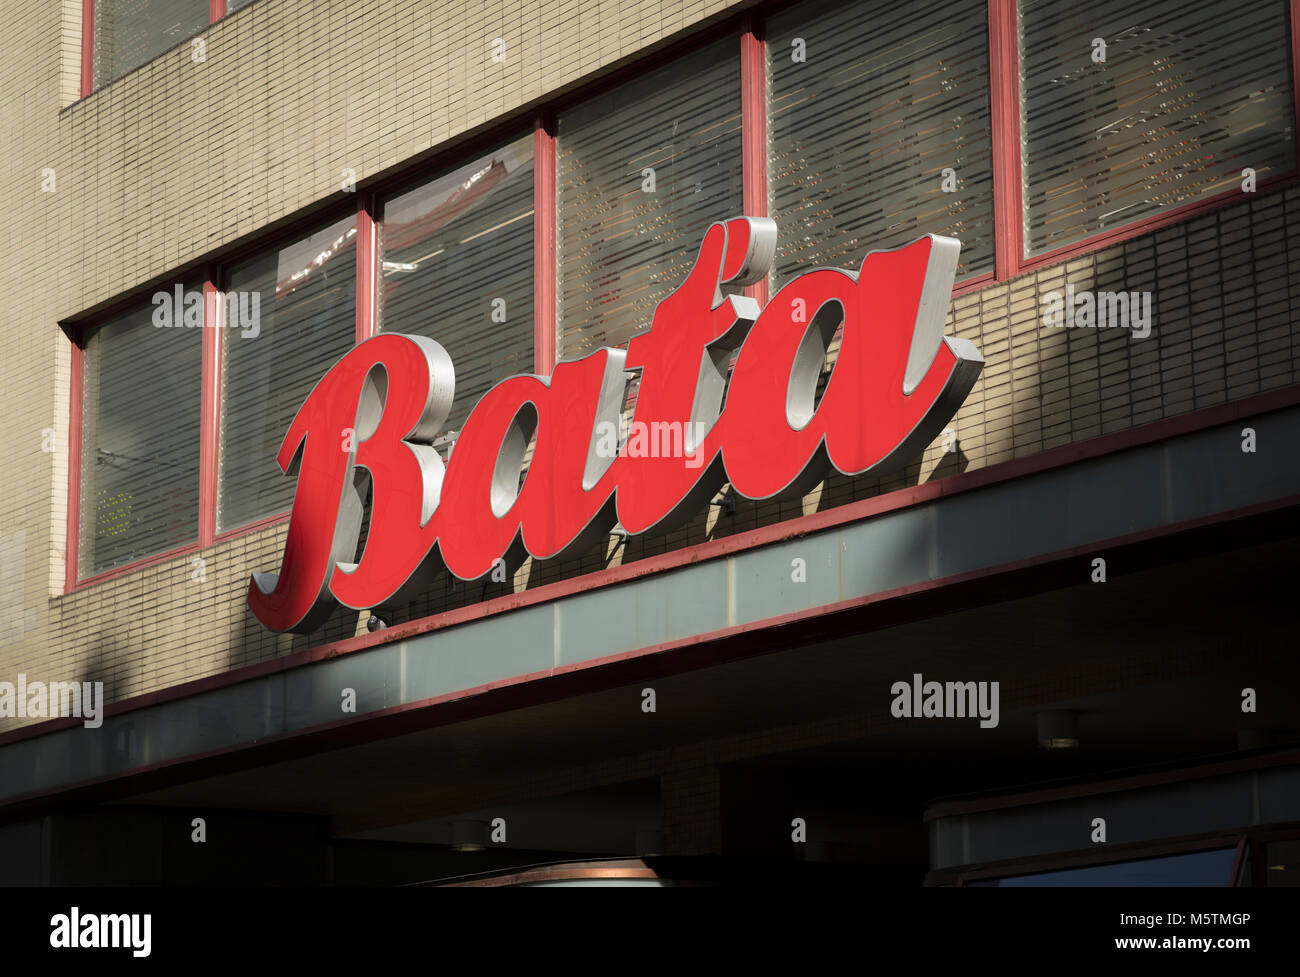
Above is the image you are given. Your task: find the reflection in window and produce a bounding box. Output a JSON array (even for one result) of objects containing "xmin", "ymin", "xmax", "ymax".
[
  {"xmin": 1020, "ymin": 0, "xmax": 1295, "ymax": 255},
  {"xmin": 379, "ymin": 136, "xmax": 535, "ymax": 443},
  {"xmin": 94, "ymin": 0, "xmax": 209, "ymax": 88},
  {"xmin": 767, "ymin": 0, "xmax": 995, "ymax": 285},
  {"xmin": 218, "ymin": 215, "xmax": 357, "ymax": 531},
  {"xmin": 1266, "ymin": 839, "xmax": 1300, "ymax": 886},
  {"xmin": 980, "ymin": 848, "xmax": 1235, "ymax": 886},
  {"xmin": 80, "ymin": 290, "xmax": 203, "ymax": 575},
  {"xmin": 557, "ymin": 39, "xmax": 743, "ymax": 360}
]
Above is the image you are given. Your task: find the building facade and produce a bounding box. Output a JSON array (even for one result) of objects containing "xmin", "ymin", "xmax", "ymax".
[{"xmin": 0, "ymin": 0, "xmax": 1298, "ymax": 885}]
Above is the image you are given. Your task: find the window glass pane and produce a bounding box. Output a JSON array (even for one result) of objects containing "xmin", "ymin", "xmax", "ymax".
[
  {"xmin": 557, "ymin": 40, "xmax": 743, "ymax": 360},
  {"xmin": 1021, "ymin": 0, "xmax": 1296, "ymax": 255},
  {"xmin": 218, "ymin": 215, "xmax": 357, "ymax": 531},
  {"xmin": 768, "ymin": 0, "xmax": 994, "ymax": 286},
  {"xmin": 94, "ymin": 0, "xmax": 209, "ymax": 87},
  {"xmin": 80, "ymin": 289, "xmax": 203, "ymax": 575},
  {"xmin": 379, "ymin": 135, "xmax": 535, "ymax": 444},
  {"xmin": 991, "ymin": 848, "xmax": 1235, "ymax": 886},
  {"xmin": 227, "ymin": 0, "xmax": 257, "ymax": 11}
]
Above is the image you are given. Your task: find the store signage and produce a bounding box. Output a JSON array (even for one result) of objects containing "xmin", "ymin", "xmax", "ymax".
[{"xmin": 248, "ymin": 217, "xmax": 983, "ymax": 633}]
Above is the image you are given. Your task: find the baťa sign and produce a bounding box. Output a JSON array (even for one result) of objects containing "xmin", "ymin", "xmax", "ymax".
[{"xmin": 248, "ymin": 217, "xmax": 983, "ymax": 633}]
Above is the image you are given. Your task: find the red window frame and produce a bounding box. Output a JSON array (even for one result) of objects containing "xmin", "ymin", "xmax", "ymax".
[
  {"xmin": 65, "ymin": 0, "xmax": 1300, "ymax": 594},
  {"xmin": 66, "ymin": 290, "xmax": 209, "ymax": 590},
  {"xmin": 80, "ymin": 0, "xmax": 231, "ymax": 98},
  {"xmin": 988, "ymin": 0, "xmax": 1300, "ymax": 275}
]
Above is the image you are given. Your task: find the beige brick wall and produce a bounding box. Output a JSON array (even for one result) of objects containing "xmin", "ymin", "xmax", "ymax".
[{"xmin": 1, "ymin": 0, "xmax": 1297, "ymax": 733}]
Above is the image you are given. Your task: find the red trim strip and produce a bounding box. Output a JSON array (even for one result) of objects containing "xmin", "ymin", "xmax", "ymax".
[
  {"xmin": 988, "ymin": 0, "xmax": 1023, "ymax": 280},
  {"xmin": 355, "ymin": 197, "xmax": 377, "ymax": 343},
  {"xmin": 28, "ymin": 383, "xmax": 1300, "ymax": 740},
  {"xmin": 533, "ymin": 115, "xmax": 557, "ymax": 373},
  {"xmin": 79, "ymin": 0, "xmax": 94, "ymax": 98},
  {"xmin": 198, "ymin": 277, "xmax": 223, "ymax": 547},
  {"xmin": 64, "ymin": 331, "xmax": 84, "ymax": 592},
  {"xmin": 209, "ymin": 0, "xmax": 226, "ymax": 21},
  {"xmin": 740, "ymin": 20, "xmax": 770, "ymax": 308}
]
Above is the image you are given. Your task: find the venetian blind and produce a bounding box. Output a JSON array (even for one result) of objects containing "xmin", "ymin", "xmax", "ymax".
[
  {"xmin": 557, "ymin": 39, "xmax": 744, "ymax": 361},
  {"xmin": 767, "ymin": 0, "xmax": 995, "ymax": 287},
  {"xmin": 1021, "ymin": 0, "xmax": 1296, "ymax": 255},
  {"xmin": 80, "ymin": 291, "xmax": 203, "ymax": 575},
  {"xmin": 218, "ymin": 215, "xmax": 358, "ymax": 532},
  {"xmin": 379, "ymin": 135, "xmax": 535, "ymax": 444},
  {"xmin": 94, "ymin": 0, "xmax": 209, "ymax": 87}
]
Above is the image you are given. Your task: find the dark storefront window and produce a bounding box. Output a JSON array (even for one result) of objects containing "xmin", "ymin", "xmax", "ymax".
[
  {"xmin": 1020, "ymin": 0, "xmax": 1296, "ymax": 255},
  {"xmin": 379, "ymin": 135, "xmax": 535, "ymax": 444},
  {"xmin": 556, "ymin": 39, "xmax": 743, "ymax": 360},
  {"xmin": 80, "ymin": 291, "xmax": 203, "ymax": 575},
  {"xmin": 974, "ymin": 847, "xmax": 1237, "ymax": 886},
  {"xmin": 218, "ymin": 215, "xmax": 357, "ymax": 531},
  {"xmin": 767, "ymin": 0, "xmax": 995, "ymax": 286},
  {"xmin": 94, "ymin": 0, "xmax": 210, "ymax": 88}
]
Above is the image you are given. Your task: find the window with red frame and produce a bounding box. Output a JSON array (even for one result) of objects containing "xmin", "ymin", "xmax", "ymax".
[
  {"xmin": 217, "ymin": 215, "xmax": 359, "ymax": 533},
  {"xmin": 378, "ymin": 134, "xmax": 536, "ymax": 446},
  {"xmin": 1019, "ymin": 0, "xmax": 1296, "ymax": 256},
  {"xmin": 555, "ymin": 39, "xmax": 744, "ymax": 361},
  {"xmin": 766, "ymin": 0, "xmax": 996, "ymax": 287},
  {"xmin": 78, "ymin": 286, "xmax": 204, "ymax": 576}
]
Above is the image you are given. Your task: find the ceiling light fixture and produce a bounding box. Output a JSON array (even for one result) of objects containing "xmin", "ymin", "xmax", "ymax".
[{"xmin": 1036, "ymin": 710, "xmax": 1079, "ymax": 750}]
